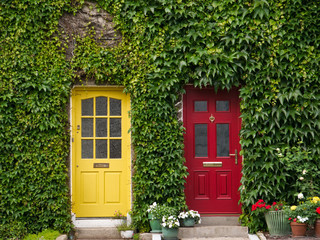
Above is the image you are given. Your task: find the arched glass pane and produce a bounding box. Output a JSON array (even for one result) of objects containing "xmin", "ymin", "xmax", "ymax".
[
  {"xmin": 96, "ymin": 97, "xmax": 108, "ymax": 116},
  {"xmin": 110, "ymin": 98, "xmax": 121, "ymax": 116},
  {"xmin": 82, "ymin": 98, "xmax": 93, "ymax": 116}
]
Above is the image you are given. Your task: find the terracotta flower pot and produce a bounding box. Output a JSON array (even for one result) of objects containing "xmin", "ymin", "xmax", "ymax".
[
  {"xmin": 290, "ymin": 222, "xmax": 307, "ymax": 237},
  {"xmin": 315, "ymin": 219, "xmax": 320, "ymax": 237}
]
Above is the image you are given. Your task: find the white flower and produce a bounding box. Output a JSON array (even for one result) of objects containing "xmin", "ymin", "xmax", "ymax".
[
  {"xmin": 298, "ymin": 193, "xmax": 304, "ymax": 199},
  {"xmin": 297, "ymin": 216, "xmax": 308, "ymax": 223},
  {"xmin": 302, "ymin": 169, "xmax": 307, "ymax": 175},
  {"xmin": 277, "ymin": 153, "xmax": 283, "ymax": 157},
  {"xmin": 276, "ymin": 148, "xmax": 280, "ymax": 152},
  {"xmin": 299, "ymin": 176, "xmax": 304, "ymax": 180}
]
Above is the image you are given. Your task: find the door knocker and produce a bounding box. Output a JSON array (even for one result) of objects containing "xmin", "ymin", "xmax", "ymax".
[{"xmin": 209, "ymin": 114, "xmax": 215, "ymax": 123}]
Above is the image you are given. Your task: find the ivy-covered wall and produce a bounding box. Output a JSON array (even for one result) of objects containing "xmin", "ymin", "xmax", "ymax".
[{"xmin": 1, "ymin": 0, "xmax": 319, "ymax": 237}]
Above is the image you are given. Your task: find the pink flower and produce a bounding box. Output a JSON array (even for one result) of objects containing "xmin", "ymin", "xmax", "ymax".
[
  {"xmin": 293, "ymin": 218, "xmax": 297, "ymax": 222},
  {"xmin": 272, "ymin": 202, "xmax": 277, "ymax": 206}
]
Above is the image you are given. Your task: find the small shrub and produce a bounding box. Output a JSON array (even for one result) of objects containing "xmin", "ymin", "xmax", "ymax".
[{"xmin": 24, "ymin": 229, "xmax": 61, "ymax": 240}]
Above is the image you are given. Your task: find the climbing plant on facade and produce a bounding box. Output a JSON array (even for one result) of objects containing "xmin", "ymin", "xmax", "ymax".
[{"xmin": 0, "ymin": 0, "xmax": 319, "ymax": 236}]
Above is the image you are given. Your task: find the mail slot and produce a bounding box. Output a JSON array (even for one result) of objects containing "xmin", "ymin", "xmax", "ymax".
[
  {"xmin": 94, "ymin": 163, "xmax": 110, "ymax": 168},
  {"xmin": 203, "ymin": 162, "xmax": 222, "ymax": 167}
]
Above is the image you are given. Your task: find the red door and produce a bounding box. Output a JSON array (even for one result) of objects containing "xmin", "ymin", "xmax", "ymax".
[{"xmin": 184, "ymin": 87, "xmax": 242, "ymax": 214}]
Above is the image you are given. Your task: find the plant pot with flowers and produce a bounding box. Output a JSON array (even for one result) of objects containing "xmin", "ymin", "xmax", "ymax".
[
  {"xmin": 117, "ymin": 222, "xmax": 135, "ymax": 239},
  {"xmin": 312, "ymin": 197, "xmax": 320, "ymax": 237},
  {"xmin": 284, "ymin": 194, "xmax": 317, "ymax": 238},
  {"xmin": 178, "ymin": 210, "xmax": 201, "ymax": 227},
  {"xmin": 251, "ymin": 199, "xmax": 290, "ymax": 236},
  {"xmin": 147, "ymin": 202, "xmax": 162, "ymax": 233},
  {"xmin": 161, "ymin": 215, "xmax": 180, "ymax": 240}
]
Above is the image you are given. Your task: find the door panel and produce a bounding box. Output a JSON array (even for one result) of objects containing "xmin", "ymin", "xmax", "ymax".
[
  {"xmin": 184, "ymin": 87, "xmax": 241, "ymax": 214},
  {"xmin": 72, "ymin": 87, "xmax": 130, "ymax": 217}
]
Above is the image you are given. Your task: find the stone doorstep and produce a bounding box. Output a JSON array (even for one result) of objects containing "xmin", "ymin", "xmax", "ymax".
[
  {"xmin": 200, "ymin": 216, "xmax": 241, "ymax": 226},
  {"xmin": 76, "ymin": 226, "xmax": 249, "ymax": 240},
  {"xmin": 140, "ymin": 226, "xmax": 249, "ymax": 240},
  {"xmin": 179, "ymin": 226, "xmax": 248, "ymax": 238},
  {"xmin": 75, "ymin": 227, "xmax": 120, "ymax": 239},
  {"xmin": 75, "ymin": 217, "xmax": 248, "ymax": 239}
]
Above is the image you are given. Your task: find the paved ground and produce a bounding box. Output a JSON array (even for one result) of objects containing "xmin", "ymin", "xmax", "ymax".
[{"xmin": 259, "ymin": 228, "xmax": 319, "ymax": 239}]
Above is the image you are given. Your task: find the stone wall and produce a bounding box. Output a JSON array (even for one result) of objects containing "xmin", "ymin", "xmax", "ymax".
[{"xmin": 59, "ymin": 2, "xmax": 121, "ymax": 59}]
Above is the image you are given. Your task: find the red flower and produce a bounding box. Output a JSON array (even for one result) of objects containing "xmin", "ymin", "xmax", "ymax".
[
  {"xmin": 266, "ymin": 205, "xmax": 271, "ymax": 210},
  {"xmin": 272, "ymin": 202, "xmax": 277, "ymax": 206},
  {"xmin": 316, "ymin": 207, "xmax": 320, "ymax": 214},
  {"xmin": 288, "ymin": 218, "xmax": 292, "ymax": 220},
  {"xmin": 258, "ymin": 199, "xmax": 264, "ymax": 203},
  {"xmin": 293, "ymin": 218, "xmax": 297, "ymax": 222},
  {"xmin": 252, "ymin": 205, "xmax": 257, "ymax": 211},
  {"xmin": 275, "ymin": 208, "xmax": 278, "ymax": 211}
]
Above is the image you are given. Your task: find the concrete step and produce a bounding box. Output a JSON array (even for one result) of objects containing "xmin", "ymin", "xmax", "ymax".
[
  {"xmin": 200, "ymin": 216, "xmax": 240, "ymax": 226},
  {"xmin": 180, "ymin": 238, "xmax": 249, "ymax": 240},
  {"xmin": 140, "ymin": 226, "xmax": 249, "ymax": 240},
  {"xmin": 178, "ymin": 226, "xmax": 248, "ymax": 238},
  {"xmin": 75, "ymin": 227, "xmax": 121, "ymax": 239},
  {"xmin": 76, "ymin": 217, "xmax": 248, "ymax": 239}
]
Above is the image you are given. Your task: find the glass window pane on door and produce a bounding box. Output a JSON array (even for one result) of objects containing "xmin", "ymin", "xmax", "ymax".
[
  {"xmin": 195, "ymin": 124, "xmax": 208, "ymax": 157},
  {"xmin": 110, "ymin": 118, "xmax": 121, "ymax": 137},
  {"xmin": 110, "ymin": 139, "xmax": 121, "ymax": 158},
  {"xmin": 96, "ymin": 118, "xmax": 108, "ymax": 137},
  {"xmin": 82, "ymin": 98, "xmax": 93, "ymax": 116},
  {"xmin": 110, "ymin": 98, "xmax": 121, "ymax": 116},
  {"xmin": 82, "ymin": 140, "xmax": 93, "ymax": 158},
  {"xmin": 216, "ymin": 101, "xmax": 229, "ymax": 112},
  {"xmin": 96, "ymin": 97, "xmax": 108, "ymax": 116},
  {"xmin": 216, "ymin": 124, "xmax": 229, "ymax": 156},
  {"xmin": 96, "ymin": 139, "xmax": 108, "ymax": 158},
  {"xmin": 82, "ymin": 118, "xmax": 93, "ymax": 137},
  {"xmin": 194, "ymin": 101, "xmax": 207, "ymax": 112}
]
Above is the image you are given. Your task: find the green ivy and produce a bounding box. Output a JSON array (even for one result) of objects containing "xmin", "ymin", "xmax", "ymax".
[{"xmin": 1, "ymin": 0, "xmax": 320, "ymax": 235}]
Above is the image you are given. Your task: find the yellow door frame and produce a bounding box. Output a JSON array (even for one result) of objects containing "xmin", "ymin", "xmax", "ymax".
[{"xmin": 71, "ymin": 86, "xmax": 131, "ymax": 217}]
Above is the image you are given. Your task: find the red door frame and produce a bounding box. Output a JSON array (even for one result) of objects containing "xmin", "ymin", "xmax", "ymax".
[{"xmin": 183, "ymin": 86, "xmax": 242, "ymax": 214}]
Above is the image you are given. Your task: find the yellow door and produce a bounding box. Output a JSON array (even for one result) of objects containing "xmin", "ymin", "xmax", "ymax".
[{"xmin": 72, "ymin": 87, "xmax": 131, "ymax": 217}]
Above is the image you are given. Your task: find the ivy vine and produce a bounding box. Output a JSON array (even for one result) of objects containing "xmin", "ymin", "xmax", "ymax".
[{"xmin": 1, "ymin": 0, "xmax": 319, "ymax": 236}]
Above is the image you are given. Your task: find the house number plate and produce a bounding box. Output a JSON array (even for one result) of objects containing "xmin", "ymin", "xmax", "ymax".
[{"xmin": 94, "ymin": 163, "xmax": 110, "ymax": 168}]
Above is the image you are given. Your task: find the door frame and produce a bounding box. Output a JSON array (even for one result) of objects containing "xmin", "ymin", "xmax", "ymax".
[
  {"xmin": 183, "ymin": 85, "xmax": 242, "ymax": 215},
  {"xmin": 70, "ymin": 85, "xmax": 132, "ymax": 226}
]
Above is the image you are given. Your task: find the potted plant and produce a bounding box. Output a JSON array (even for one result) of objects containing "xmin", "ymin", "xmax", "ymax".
[
  {"xmin": 251, "ymin": 199, "xmax": 290, "ymax": 236},
  {"xmin": 284, "ymin": 195, "xmax": 317, "ymax": 238},
  {"xmin": 311, "ymin": 196, "xmax": 320, "ymax": 237},
  {"xmin": 117, "ymin": 222, "xmax": 135, "ymax": 239},
  {"xmin": 147, "ymin": 202, "xmax": 162, "ymax": 232},
  {"xmin": 178, "ymin": 210, "xmax": 201, "ymax": 227},
  {"xmin": 161, "ymin": 215, "xmax": 180, "ymax": 239}
]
